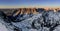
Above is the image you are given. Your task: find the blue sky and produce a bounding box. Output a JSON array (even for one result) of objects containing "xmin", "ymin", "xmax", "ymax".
[{"xmin": 0, "ymin": 0, "xmax": 60, "ymax": 8}]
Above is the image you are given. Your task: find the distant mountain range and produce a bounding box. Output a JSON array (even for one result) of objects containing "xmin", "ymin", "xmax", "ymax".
[{"xmin": 0, "ymin": 8, "xmax": 59, "ymax": 16}]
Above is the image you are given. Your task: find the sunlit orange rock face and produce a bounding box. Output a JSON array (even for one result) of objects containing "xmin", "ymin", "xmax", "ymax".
[
  {"xmin": 14, "ymin": 8, "xmax": 60, "ymax": 16},
  {"xmin": 15, "ymin": 8, "xmax": 39, "ymax": 15},
  {"xmin": 44, "ymin": 8, "xmax": 60, "ymax": 12}
]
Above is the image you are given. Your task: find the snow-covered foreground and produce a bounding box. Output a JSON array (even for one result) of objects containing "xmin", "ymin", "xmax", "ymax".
[
  {"xmin": 0, "ymin": 22, "xmax": 8, "ymax": 31},
  {"xmin": 0, "ymin": 17, "xmax": 8, "ymax": 31}
]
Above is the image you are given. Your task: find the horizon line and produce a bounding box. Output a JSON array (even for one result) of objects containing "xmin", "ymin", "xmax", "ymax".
[{"xmin": 0, "ymin": 6, "xmax": 60, "ymax": 8}]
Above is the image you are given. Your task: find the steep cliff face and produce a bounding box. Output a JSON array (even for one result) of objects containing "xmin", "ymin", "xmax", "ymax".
[{"xmin": 13, "ymin": 8, "xmax": 39, "ymax": 16}]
